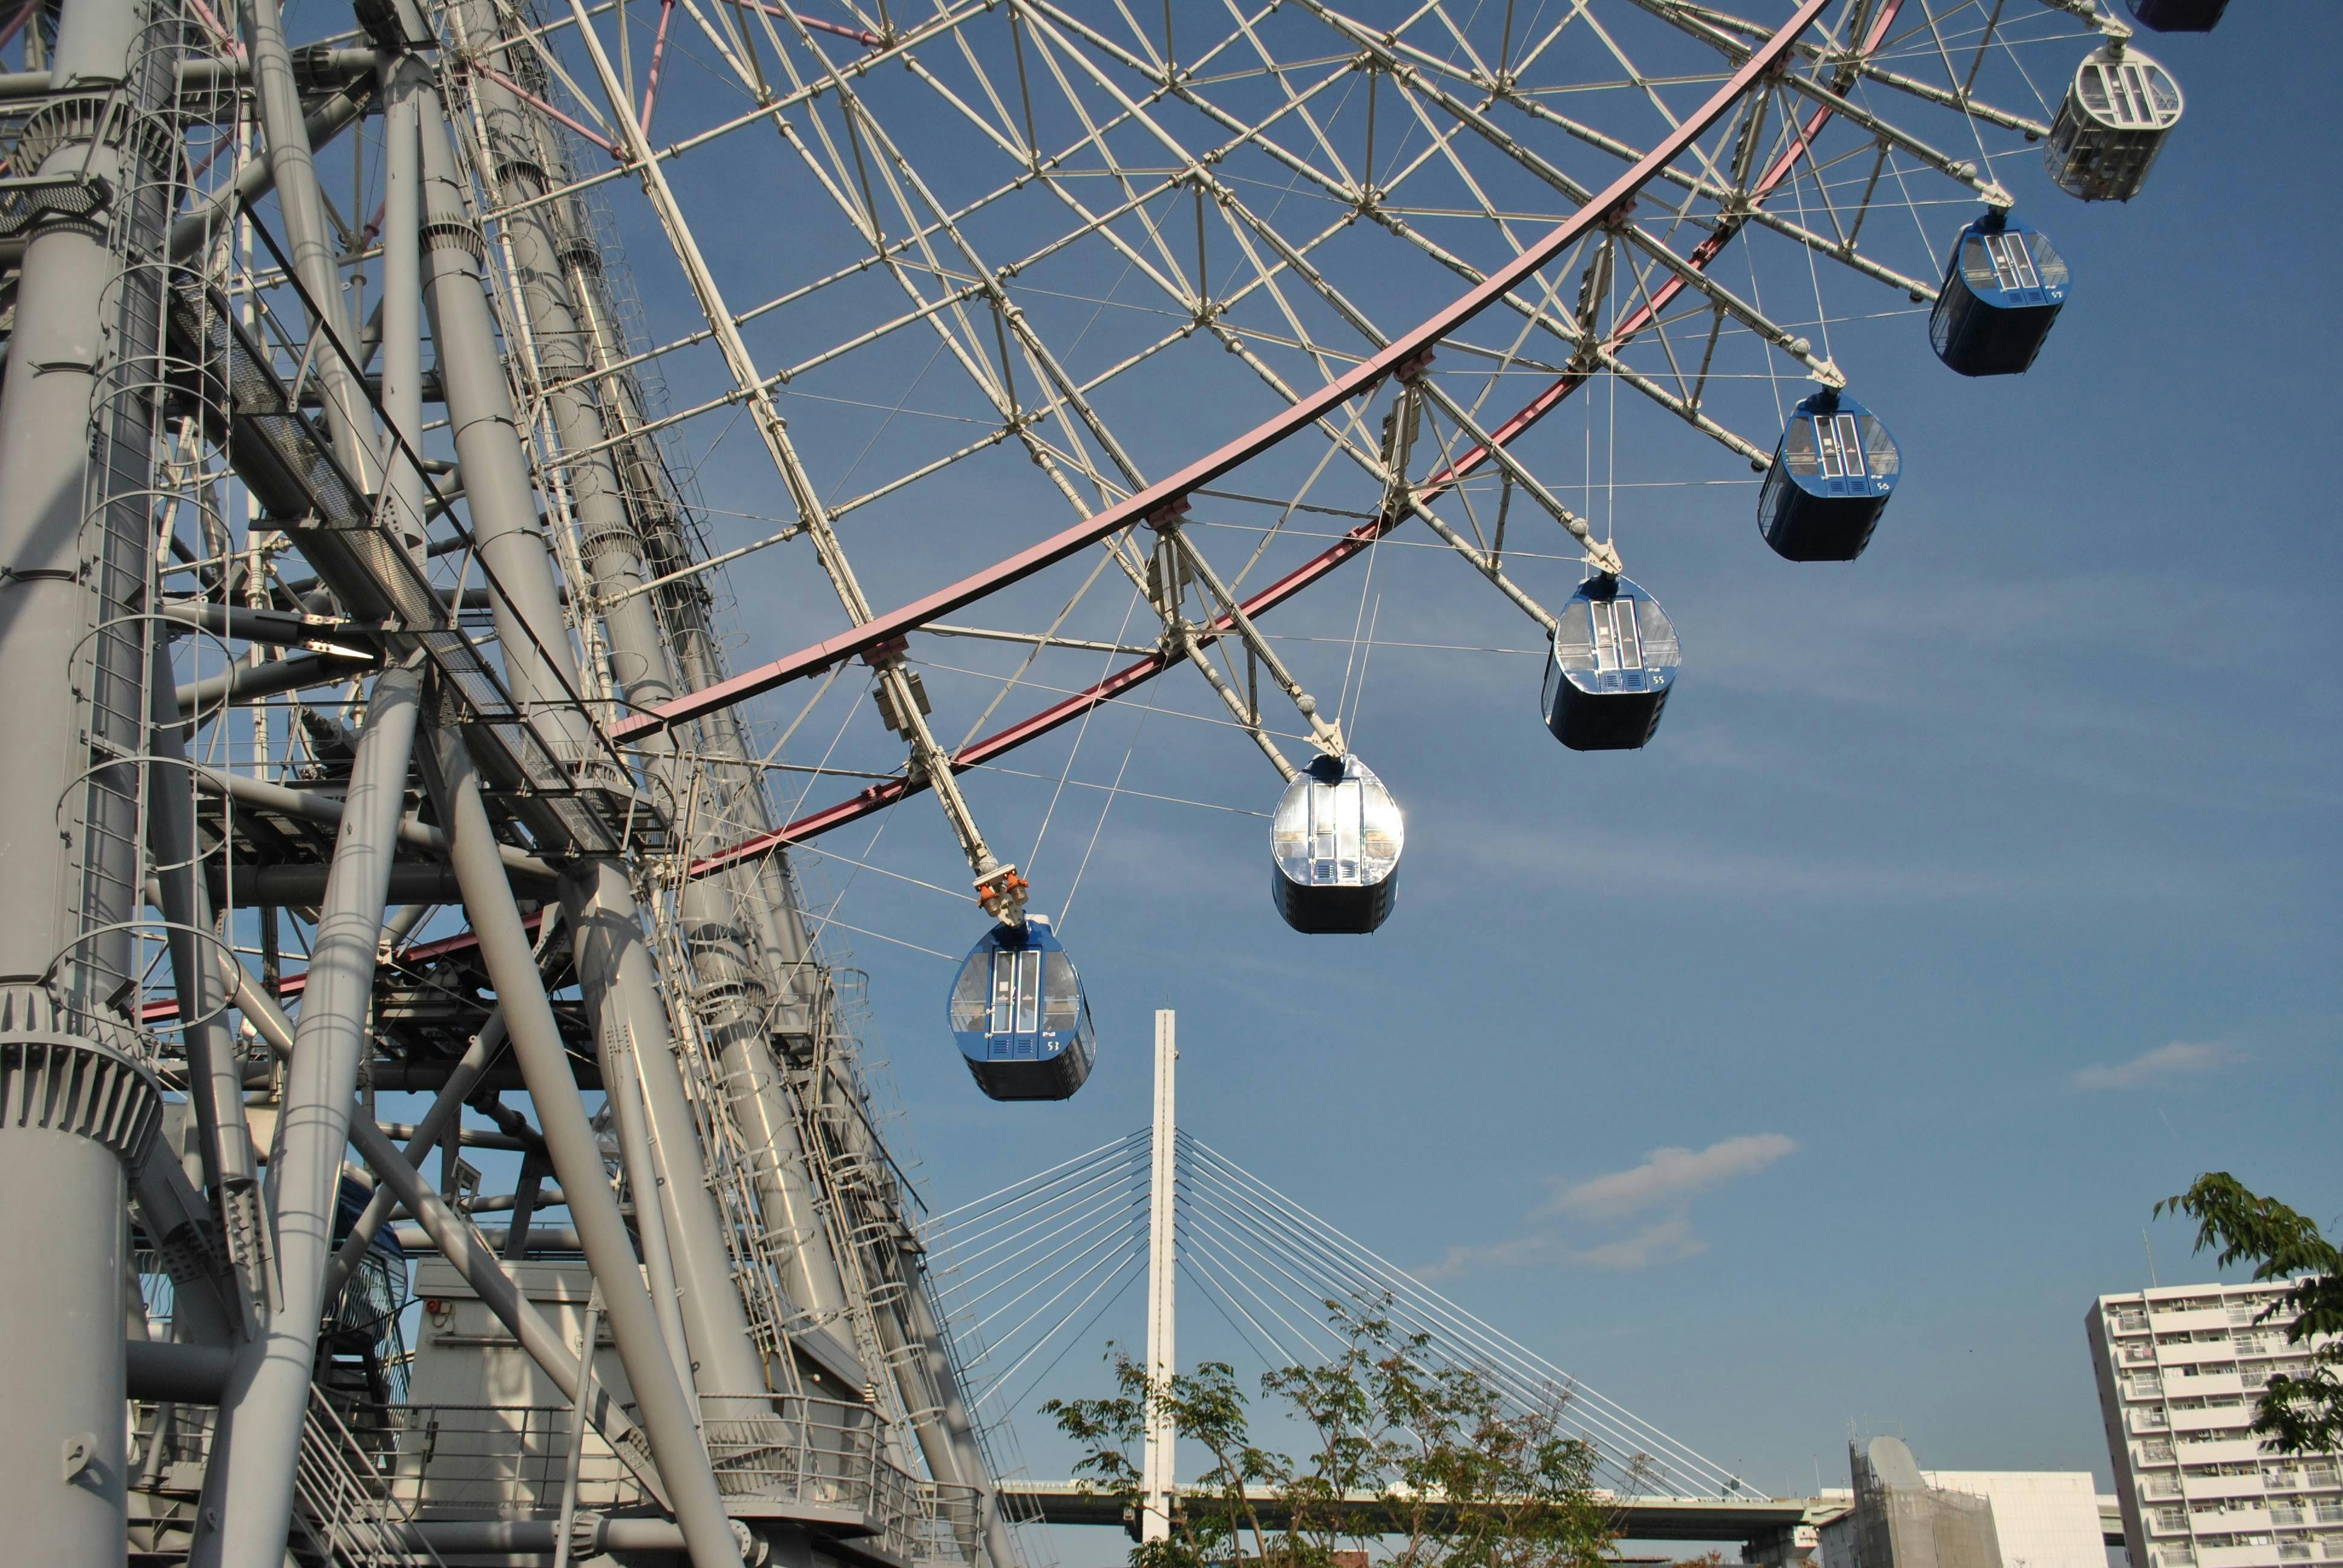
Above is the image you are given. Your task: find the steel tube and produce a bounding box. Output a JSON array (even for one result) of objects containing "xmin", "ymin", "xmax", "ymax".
[
  {"xmin": 560, "ymin": 857, "xmax": 767, "ymax": 1394},
  {"xmin": 126, "ymin": 1340, "xmax": 235, "ymax": 1403},
  {"xmin": 196, "ymin": 661, "xmax": 423, "ymax": 1568},
  {"xmin": 378, "ymin": 56, "xmax": 428, "ymax": 559},
  {"xmin": 0, "ymin": 4, "xmax": 183, "ymax": 1553},
  {"xmin": 235, "ymin": 0, "xmax": 379, "ymax": 491},
  {"xmin": 172, "ymin": 647, "xmax": 380, "ymax": 718},
  {"xmin": 456, "ymin": 0, "xmax": 857, "ymax": 1373},
  {"xmin": 414, "ymin": 62, "xmax": 767, "ymax": 1397},
  {"xmin": 167, "ymin": 84, "xmax": 374, "ymax": 261},
  {"xmin": 320, "ymin": 1007, "xmax": 507, "ymax": 1299},
  {"xmin": 597, "ymin": 1001, "xmax": 698, "ymax": 1404},
  {"xmin": 144, "ymin": 639, "xmax": 264, "ymax": 1332},
  {"xmin": 428, "ymin": 727, "xmax": 741, "ymax": 1568}
]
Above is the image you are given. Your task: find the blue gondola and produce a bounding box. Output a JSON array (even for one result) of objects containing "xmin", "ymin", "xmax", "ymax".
[
  {"xmin": 1270, "ymin": 753, "xmax": 1403, "ymax": 934},
  {"xmin": 1541, "ymin": 574, "xmax": 1680, "ymax": 751},
  {"xmin": 1757, "ymin": 390, "xmax": 1900, "ymax": 563},
  {"xmin": 947, "ymin": 913, "xmax": 1095, "ymax": 1101},
  {"xmin": 1930, "ymin": 212, "xmax": 2068, "ymax": 377},
  {"xmin": 2126, "ymin": 0, "xmax": 2227, "ymax": 32}
]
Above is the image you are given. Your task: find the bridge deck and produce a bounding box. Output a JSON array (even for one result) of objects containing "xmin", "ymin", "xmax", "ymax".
[{"xmin": 998, "ymin": 1483, "xmax": 2126, "ymax": 1548}]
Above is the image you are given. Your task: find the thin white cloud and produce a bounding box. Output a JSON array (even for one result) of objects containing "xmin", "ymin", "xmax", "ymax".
[
  {"xmin": 2071, "ymin": 1040, "xmax": 2236, "ymax": 1091},
  {"xmin": 1571, "ymin": 1217, "xmax": 1706, "ymax": 1272},
  {"xmin": 1542, "ymin": 1134, "xmax": 1800, "ymax": 1221},
  {"xmin": 1423, "ymin": 1135, "xmax": 1795, "ymax": 1279}
]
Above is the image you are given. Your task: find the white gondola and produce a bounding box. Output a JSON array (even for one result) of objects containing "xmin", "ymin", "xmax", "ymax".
[
  {"xmin": 1270, "ymin": 754, "xmax": 1403, "ymax": 934},
  {"xmin": 2046, "ymin": 45, "xmax": 2182, "ymax": 202}
]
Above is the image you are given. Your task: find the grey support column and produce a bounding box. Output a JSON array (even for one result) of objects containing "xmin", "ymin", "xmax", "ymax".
[
  {"xmin": 235, "ymin": 0, "xmax": 378, "ymax": 490},
  {"xmin": 415, "ymin": 96, "xmax": 575, "ymax": 741},
  {"xmin": 454, "ymin": 11, "xmax": 853, "ymax": 1336},
  {"xmin": 145, "ymin": 638, "xmax": 264, "ymax": 1331},
  {"xmin": 193, "ymin": 661, "xmax": 423, "ymax": 1568},
  {"xmin": 0, "ymin": 1037, "xmax": 162, "ymax": 1567},
  {"xmin": 414, "ymin": 83, "xmax": 767, "ymax": 1397},
  {"xmin": 0, "ymin": 0, "xmax": 175, "ymax": 1558},
  {"xmin": 900, "ymin": 1273, "xmax": 1020, "ymax": 1568},
  {"xmin": 428, "ymin": 728, "xmax": 741, "ymax": 1568},
  {"xmin": 320, "ymin": 1007, "xmax": 506, "ymax": 1299},
  {"xmin": 559, "ymin": 856, "xmax": 768, "ymax": 1394},
  {"xmin": 375, "ymin": 54, "xmax": 427, "ymax": 559}
]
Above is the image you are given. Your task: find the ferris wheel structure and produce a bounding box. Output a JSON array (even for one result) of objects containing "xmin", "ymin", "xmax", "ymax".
[{"xmin": 0, "ymin": 0, "xmax": 2232, "ymax": 1561}]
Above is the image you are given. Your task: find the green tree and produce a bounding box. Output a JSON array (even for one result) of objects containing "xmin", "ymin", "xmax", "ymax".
[
  {"xmin": 2157, "ymin": 1174, "xmax": 2343, "ymax": 1453},
  {"xmin": 1044, "ymin": 1299, "xmax": 1619, "ymax": 1568}
]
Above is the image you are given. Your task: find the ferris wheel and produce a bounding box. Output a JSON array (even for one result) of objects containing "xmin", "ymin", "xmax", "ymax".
[{"xmin": 466, "ymin": 0, "xmax": 2219, "ymax": 1099}]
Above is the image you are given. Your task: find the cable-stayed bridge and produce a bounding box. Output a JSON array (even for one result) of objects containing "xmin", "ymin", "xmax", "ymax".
[
  {"xmin": 929, "ymin": 1126, "xmax": 1746, "ymax": 1498},
  {"xmin": 924, "ymin": 1019, "xmax": 2127, "ymax": 1562},
  {"xmin": 928, "ymin": 1014, "xmax": 1796, "ymax": 1561}
]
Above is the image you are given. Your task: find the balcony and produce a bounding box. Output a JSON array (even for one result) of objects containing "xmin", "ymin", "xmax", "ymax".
[{"xmin": 2171, "ymin": 1406, "xmax": 2258, "ymax": 1436}]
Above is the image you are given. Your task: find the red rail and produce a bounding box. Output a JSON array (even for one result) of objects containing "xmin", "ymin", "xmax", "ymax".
[
  {"xmin": 680, "ymin": 0, "xmax": 1893, "ymax": 883},
  {"xmin": 611, "ymin": 0, "xmax": 1832, "ymax": 748}
]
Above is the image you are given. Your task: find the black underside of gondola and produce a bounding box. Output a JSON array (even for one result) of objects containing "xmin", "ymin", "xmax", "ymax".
[{"xmin": 1272, "ymin": 870, "xmax": 1398, "ymax": 934}]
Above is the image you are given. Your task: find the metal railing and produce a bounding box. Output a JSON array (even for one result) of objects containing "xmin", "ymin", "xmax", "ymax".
[
  {"xmin": 369, "ymin": 1398, "xmax": 981, "ymax": 1563},
  {"xmin": 132, "ymin": 1395, "xmax": 443, "ymax": 1566},
  {"xmin": 698, "ymin": 1393, "xmax": 981, "ymax": 1563},
  {"xmin": 368, "ymin": 1404, "xmax": 647, "ymax": 1517},
  {"xmin": 293, "ymin": 1390, "xmax": 447, "ymax": 1567}
]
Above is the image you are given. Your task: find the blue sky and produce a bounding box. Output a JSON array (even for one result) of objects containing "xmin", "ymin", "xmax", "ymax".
[
  {"xmin": 720, "ymin": 1, "xmax": 2343, "ymax": 1516},
  {"xmin": 312, "ymin": 0, "xmax": 2343, "ymax": 1534}
]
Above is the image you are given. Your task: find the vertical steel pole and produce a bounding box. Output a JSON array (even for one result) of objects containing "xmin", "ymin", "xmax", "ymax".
[
  {"xmin": 234, "ymin": 0, "xmax": 378, "ymax": 492},
  {"xmin": 0, "ymin": 6, "xmax": 177, "ymax": 1546},
  {"xmin": 0, "ymin": 0, "xmax": 146, "ymax": 987},
  {"xmin": 1141, "ymin": 1009, "xmax": 1178, "ymax": 1545},
  {"xmin": 145, "ymin": 637, "xmax": 266, "ymax": 1331},
  {"xmin": 194, "ymin": 661, "xmax": 424, "ymax": 1568},
  {"xmin": 376, "ymin": 55, "xmax": 428, "ymax": 560}
]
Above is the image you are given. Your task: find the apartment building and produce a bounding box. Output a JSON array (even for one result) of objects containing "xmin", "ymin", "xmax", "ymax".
[{"xmin": 2089, "ymin": 1282, "xmax": 2343, "ymax": 1568}]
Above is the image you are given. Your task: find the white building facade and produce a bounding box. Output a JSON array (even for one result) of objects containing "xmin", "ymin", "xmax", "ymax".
[
  {"xmin": 2089, "ymin": 1282, "xmax": 2343, "ymax": 1568},
  {"xmin": 1925, "ymin": 1471, "xmax": 2109, "ymax": 1568}
]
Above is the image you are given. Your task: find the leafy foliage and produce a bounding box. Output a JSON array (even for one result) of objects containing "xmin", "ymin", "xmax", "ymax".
[
  {"xmin": 1044, "ymin": 1299, "xmax": 1618, "ymax": 1568},
  {"xmin": 2157, "ymin": 1174, "xmax": 2343, "ymax": 1454}
]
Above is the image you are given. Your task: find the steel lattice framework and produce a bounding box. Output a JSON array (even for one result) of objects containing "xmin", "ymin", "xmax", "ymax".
[{"xmin": 0, "ymin": 0, "xmax": 2197, "ymax": 1561}]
